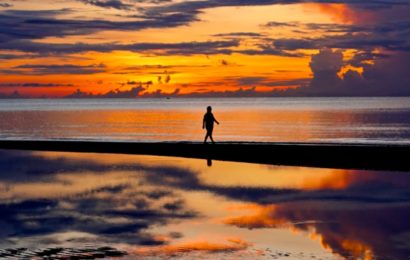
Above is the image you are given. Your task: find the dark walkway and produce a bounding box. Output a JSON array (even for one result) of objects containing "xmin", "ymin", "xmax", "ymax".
[{"xmin": 0, "ymin": 140, "xmax": 409, "ymax": 171}]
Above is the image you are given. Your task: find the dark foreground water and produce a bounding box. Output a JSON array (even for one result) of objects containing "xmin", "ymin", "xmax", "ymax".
[
  {"xmin": 1, "ymin": 150, "xmax": 410, "ymax": 259},
  {"xmin": 0, "ymin": 97, "xmax": 410, "ymax": 144}
]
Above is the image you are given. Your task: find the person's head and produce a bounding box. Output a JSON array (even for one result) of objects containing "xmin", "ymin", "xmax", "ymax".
[{"xmin": 207, "ymin": 106, "xmax": 212, "ymax": 112}]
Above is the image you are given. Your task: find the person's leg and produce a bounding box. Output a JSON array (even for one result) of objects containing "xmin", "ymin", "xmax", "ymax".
[
  {"xmin": 204, "ymin": 132, "xmax": 209, "ymax": 143},
  {"xmin": 208, "ymin": 129, "xmax": 214, "ymax": 144}
]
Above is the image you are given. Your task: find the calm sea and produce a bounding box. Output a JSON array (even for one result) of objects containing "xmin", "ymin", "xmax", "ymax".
[{"xmin": 0, "ymin": 97, "xmax": 409, "ymax": 144}]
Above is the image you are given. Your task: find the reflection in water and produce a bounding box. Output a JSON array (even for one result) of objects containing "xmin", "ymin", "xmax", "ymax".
[
  {"xmin": 207, "ymin": 158, "xmax": 213, "ymax": 167},
  {"xmin": 0, "ymin": 150, "xmax": 410, "ymax": 259}
]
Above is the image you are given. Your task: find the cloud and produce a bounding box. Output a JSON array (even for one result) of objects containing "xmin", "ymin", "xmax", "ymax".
[
  {"xmin": 2, "ymin": 2, "xmax": 405, "ymax": 51},
  {"xmin": 78, "ymin": 0, "xmax": 134, "ymax": 10},
  {"xmin": 273, "ymin": 34, "xmax": 406, "ymax": 52},
  {"xmin": 66, "ymin": 85, "xmax": 148, "ymax": 98},
  {"xmin": 0, "ymin": 53, "xmax": 38, "ymax": 60},
  {"xmin": 0, "ymin": 3, "xmax": 12, "ymax": 8},
  {"xmin": 116, "ymin": 64, "xmax": 210, "ymax": 75},
  {"xmin": 0, "ymin": 90, "xmax": 22, "ymax": 98},
  {"xmin": 0, "ymin": 8, "xmax": 198, "ymax": 43},
  {"xmin": 236, "ymin": 46, "xmax": 303, "ymax": 57},
  {"xmin": 63, "ymin": 79, "xmax": 307, "ymax": 99},
  {"xmin": 233, "ymin": 76, "xmax": 309, "ymax": 87},
  {"xmin": 1, "ymin": 63, "xmax": 107, "ymax": 75},
  {"xmin": 309, "ymin": 48, "xmax": 343, "ymax": 91},
  {"xmin": 0, "ymin": 83, "xmax": 74, "ymax": 87},
  {"xmin": 78, "ymin": 0, "xmax": 173, "ymax": 10},
  {"xmin": 264, "ymin": 21, "xmax": 367, "ymax": 33},
  {"xmin": 297, "ymin": 48, "xmax": 410, "ymax": 96},
  {"xmin": 103, "ymin": 85, "xmax": 147, "ymax": 98},
  {"xmin": 143, "ymin": 0, "xmax": 410, "ymax": 19},
  {"xmin": 0, "ymin": 39, "xmax": 239, "ymax": 56},
  {"xmin": 213, "ymin": 32, "xmax": 264, "ymax": 38},
  {"xmin": 2, "ymin": 2, "xmax": 410, "ymax": 96},
  {"xmin": 259, "ymin": 7, "xmax": 410, "ymax": 96}
]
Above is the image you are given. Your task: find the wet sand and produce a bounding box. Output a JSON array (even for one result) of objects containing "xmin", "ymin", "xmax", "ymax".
[{"xmin": 0, "ymin": 140, "xmax": 408, "ymax": 171}]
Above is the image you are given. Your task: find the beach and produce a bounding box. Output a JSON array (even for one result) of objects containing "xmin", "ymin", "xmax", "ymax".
[
  {"xmin": 3, "ymin": 0, "xmax": 410, "ymax": 258},
  {"xmin": 1, "ymin": 97, "xmax": 410, "ymax": 259}
]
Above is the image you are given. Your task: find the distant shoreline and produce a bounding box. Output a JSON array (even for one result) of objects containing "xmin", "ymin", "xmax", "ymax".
[{"xmin": 0, "ymin": 140, "xmax": 408, "ymax": 172}]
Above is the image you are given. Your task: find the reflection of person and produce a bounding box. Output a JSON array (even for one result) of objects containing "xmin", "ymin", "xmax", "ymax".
[
  {"xmin": 207, "ymin": 158, "xmax": 213, "ymax": 167},
  {"xmin": 203, "ymin": 106, "xmax": 219, "ymax": 144}
]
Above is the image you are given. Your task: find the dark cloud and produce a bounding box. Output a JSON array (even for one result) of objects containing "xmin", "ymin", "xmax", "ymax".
[
  {"xmin": 237, "ymin": 45, "xmax": 303, "ymax": 57},
  {"xmin": 103, "ymin": 85, "xmax": 147, "ymax": 98},
  {"xmin": 0, "ymin": 53, "xmax": 38, "ymax": 60},
  {"xmin": 264, "ymin": 21, "xmax": 367, "ymax": 33},
  {"xmin": 260, "ymin": 13, "xmax": 410, "ymax": 96},
  {"xmin": 0, "ymin": 90, "xmax": 22, "ymax": 98},
  {"xmin": 140, "ymin": 88, "xmax": 179, "ymax": 98},
  {"xmin": 141, "ymin": 0, "xmax": 410, "ymax": 27},
  {"xmin": 118, "ymin": 64, "xmax": 210, "ymax": 75},
  {"xmin": 264, "ymin": 21, "xmax": 294, "ymax": 27},
  {"xmin": 0, "ymin": 3, "xmax": 12, "ymax": 8},
  {"xmin": 233, "ymin": 76, "xmax": 309, "ymax": 87},
  {"xmin": 1, "ymin": 1, "xmax": 405, "ymax": 49},
  {"xmin": 78, "ymin": 0, "xmax": 134, "ymax": 10},
  {"xmin": 0, "ymin": 8, "xmax": 198, "ymax": 42},
  {"xmin": 0, "ymin": 39, "xmax": 239, "ymax": 56},
  {"xmin": 262, "ymin": 18, "xmax": 410, "ymax": 54},
  {"xmin": 213, "ymin": 32, "xmax": 264, "ymax": 38},
  {"xmin": 297, "ymin": 48, "xmax": 410, "ymax": 96},
  {"xmin": 0, "ymin": 83, "xmax": 74, "ymax": 87},
  {"xmin": 63, "ymin": 77, "xmax": 305, "ymax": 98},
  {"xmin": 77, "ymin": 0, "xmax": 173, "ymax": 10},
  {"xmin": 1, "ymin": 1, "xmax": 410, "ymax": 96},
  {"xmin": 309, "ymin": 48, "xmax": 344, "ymax": 92},
  {"xmin": 66, "ymin": 85, "xmax": 149, "ymax": 98},
  {"xmin": 273, "ymin": 35, "xmax": 406, "ymax": 52},
  {"xmin": 1, "ymin": 63, "xmax": 107, "ymax": 75},
  {"xmin": 235, "ymin": 77, "xmax": 268, "ymax": 85}
]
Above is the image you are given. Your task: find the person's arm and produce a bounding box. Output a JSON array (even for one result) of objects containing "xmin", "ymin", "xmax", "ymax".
[
  {"xmin": 202, "ymin": 116, "xmax": 205, "ymax": 129},
  {"xmin": 214, "ymin": 116, "xmax": 219, "ymax": 125}
]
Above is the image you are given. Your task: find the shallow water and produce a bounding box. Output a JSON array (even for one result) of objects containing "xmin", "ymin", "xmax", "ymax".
[
  {"xmin": 0, "ymin": 97, "xmax": 410, "ymax": 144},
  {"xmin": 1, "ymin": 150, "xmax": 409, "ymax": 259}
]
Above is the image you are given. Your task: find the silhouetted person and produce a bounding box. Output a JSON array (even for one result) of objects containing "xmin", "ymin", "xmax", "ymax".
[{"xmin": 203, "ymin": 106, "xmax": 219, "ymax": 144}]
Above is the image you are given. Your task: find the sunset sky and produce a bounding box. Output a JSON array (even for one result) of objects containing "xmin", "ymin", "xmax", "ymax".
[{"xmin": 1, "ymin": 0, "xmax": 410, "ymax": 97}]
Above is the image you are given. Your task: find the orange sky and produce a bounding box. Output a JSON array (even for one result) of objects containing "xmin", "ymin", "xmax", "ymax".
[
  {"xmin": 1, "ymin": 1, "xmax": 409, "ymax": 97},
  {"xmin": 0, "ymin": 2, "xmax": 359, "ymax": 97}
]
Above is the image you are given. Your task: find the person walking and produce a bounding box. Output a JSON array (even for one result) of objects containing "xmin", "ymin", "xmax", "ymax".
[{"xmin": 203, "ymin": 106, "xmax": 219, "ymax": 144}]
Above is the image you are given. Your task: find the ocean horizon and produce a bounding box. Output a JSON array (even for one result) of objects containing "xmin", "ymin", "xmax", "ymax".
[{"xmin": 0, "ymin": 97, "xmax": 409, "ymax": 144}]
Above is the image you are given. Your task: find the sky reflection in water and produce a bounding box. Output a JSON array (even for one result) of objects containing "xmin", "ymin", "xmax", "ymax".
[{"xmin": 0, "ymin": 150, "xmax": 409, "ymax": 259}]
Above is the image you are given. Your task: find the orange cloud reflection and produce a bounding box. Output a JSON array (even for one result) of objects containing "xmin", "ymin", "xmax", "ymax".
[
  {"xmin": 224, "ymin": 203, "xmax": 378, "ymax": 259},
  {"xmin": 132, "ymin": 238, "xmax": 250, "ymax": 257}
]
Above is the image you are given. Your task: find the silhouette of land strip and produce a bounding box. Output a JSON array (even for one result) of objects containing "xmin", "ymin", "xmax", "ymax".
[{"xmin": 0, "ymin": 140, "xmax": 408, "ymax": 171}]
